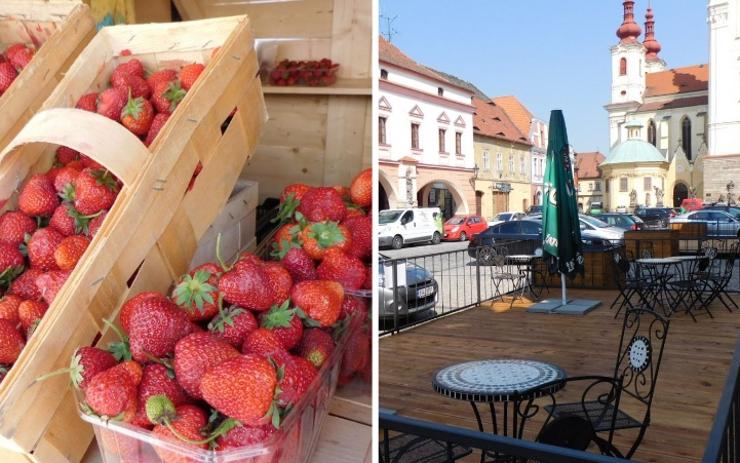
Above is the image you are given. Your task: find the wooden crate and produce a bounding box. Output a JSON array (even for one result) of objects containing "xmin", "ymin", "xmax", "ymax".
[
  {"xmin": 0, "ymin": 1, "xmax": 96, "ymax": 151},
  {"xmin": 534, "ymin": 252, "xmax": 618, "ymax": 290},
  {"xmin": 0, "ymin": 16, "xmax": 265, "ymax": 463},
  {"xmin": 671, "ymin": 222, "xmax": 708, "ymax": 239},
  {"xmin": 83, "ymin": 0, "xmax": 172, "ymax": 27},
  {"xmin": 625, "ymin": 229, "xmax": 679, "ymax": 258}
]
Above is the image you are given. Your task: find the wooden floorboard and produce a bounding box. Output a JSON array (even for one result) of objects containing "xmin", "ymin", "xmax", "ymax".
[{"xmin": 379, "ymin": 289, "xmax": 740, "ymax": 463}]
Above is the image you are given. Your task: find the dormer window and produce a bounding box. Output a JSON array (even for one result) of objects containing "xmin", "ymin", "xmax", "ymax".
[
  {"xmin": 437, "ymin": 87, "xmax": 444, "ymax": 97},
  {"xmin": 380, "ymin": 69, "xmax": 388, "ymax": 79}
]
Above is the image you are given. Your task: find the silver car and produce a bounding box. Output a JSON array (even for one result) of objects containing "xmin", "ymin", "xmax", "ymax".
[
  {"xmin": 671, "ymin": 210, "xmax": 740, "ymax": 237},
  {"xmin": 579, "ymin": 214, "xmax": 625, "ymax": 246},
  {"xmin": 378, "ymin": 257, "xmax": 438, "ymax": 320}
]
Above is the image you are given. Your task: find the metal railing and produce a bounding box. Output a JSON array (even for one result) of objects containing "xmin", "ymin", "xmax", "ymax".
[{"xmin": 702, "ymin": 337, "xmax": 740, "ymax": 463}]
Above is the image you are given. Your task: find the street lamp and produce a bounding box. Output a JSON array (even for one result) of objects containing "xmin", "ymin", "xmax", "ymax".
[{"xmin": 470, "ymin": 164, "xmax": 479, "ymax": 187}]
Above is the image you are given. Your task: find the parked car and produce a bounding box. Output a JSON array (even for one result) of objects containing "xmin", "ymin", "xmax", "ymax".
[
  {"xmin": 578, "ymin": 214, "xmax": 625, "ymax": 245},
  {"xmin": 594, "ymin": 213, "xmax": 645, "ymax": 231},
  {"xmin": 702, "ymin": 205, "xmax": 740, "ymax": 220},
  {"xmin": 671, "ymin": 210, "xmax": 740, "ymax": 237},
  {"xmin": 633, "ymin": 207, "xmax": 674, "ymax": 229},
  {"xmin": 378, "ymin": 207, "xmax": 442, "ymax": 249},
  {"xmin": 467, "ymin": 219, "xmax": 544, "ymax": 261},
  {"xmin": 587, "ymin": 201, "xmax": 603, "ymax": 216},
  {"xmin": 443, "ymin": 215, "xmax": 487, "ymax": 241},
  {"xmin": 680, "ymin": 197, "xmax": 704, "ymax": 212},
  {"xmin": 527, "ymin": 205, "xmax": 542, "ymax": 215},
  {"xmin": 488, "ymin": 211, "xmax": 526, "ymax": 227},
  {"xmin": 378, "ymin": 255, "xmax": 438, "ymax": 320}
]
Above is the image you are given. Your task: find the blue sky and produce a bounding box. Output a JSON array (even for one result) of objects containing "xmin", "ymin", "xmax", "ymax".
[{"xmin": 379, "ymin": 0, "xmax": 708, "ymax": 154}]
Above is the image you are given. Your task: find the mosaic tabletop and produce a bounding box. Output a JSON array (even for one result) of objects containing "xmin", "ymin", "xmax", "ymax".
[{"xmin": 433, "ymin": 359, "xmax": 566, "ymax": 402}]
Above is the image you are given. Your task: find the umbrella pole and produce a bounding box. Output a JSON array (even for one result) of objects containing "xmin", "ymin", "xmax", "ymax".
[{"xmin": 561, "ymin": 273, "xmax": 567, "ymax": 305}]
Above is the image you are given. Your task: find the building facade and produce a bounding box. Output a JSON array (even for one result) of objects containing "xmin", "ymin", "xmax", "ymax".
[
  {"xmin": 575, "ymin": 151, "xmax": 606, "ymax": 212},
  {"xmin": 377, "ymin": 36, "xmax": 476, "ymax": 218}
]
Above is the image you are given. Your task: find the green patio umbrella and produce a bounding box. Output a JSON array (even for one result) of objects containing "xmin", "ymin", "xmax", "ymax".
[{"xmin": 542, "ymin": 110, "xmax": 584, "ymax": 304}]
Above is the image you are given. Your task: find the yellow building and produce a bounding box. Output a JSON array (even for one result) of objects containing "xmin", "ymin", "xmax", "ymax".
[{"xmin": 472, "ymin": 98, "xmax": 532, "ymax": 219}]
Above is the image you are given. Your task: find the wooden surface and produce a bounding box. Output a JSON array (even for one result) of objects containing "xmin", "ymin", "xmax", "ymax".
[
  {"xmin": 380, "ymin": 289, "xmax": 740, "ymax": 463},
  {"xmin": 263, "ymin": 78, "xmax": 372, "ymax": 96}
]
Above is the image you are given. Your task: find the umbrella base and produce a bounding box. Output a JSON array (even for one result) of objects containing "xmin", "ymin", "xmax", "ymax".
[{"xmin": 528, "ymin": 299, "xmax": 601, "ymax": 315}]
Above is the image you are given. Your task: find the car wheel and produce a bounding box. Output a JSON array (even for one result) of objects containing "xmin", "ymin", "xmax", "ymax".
[
  {"xmin": 459, "ymin": 231, "xmax": 467, "ymax": 241},
  {"xmin": 431, "ymin": 232, "xmax": 441, "ymax": 245},
  {"xmin": 478, "ymin": 246, "xmax": 494, "ymax": 265},
  {"xmin": 391, "ymin": 235, "xmax": 403, "ymax": 249}
]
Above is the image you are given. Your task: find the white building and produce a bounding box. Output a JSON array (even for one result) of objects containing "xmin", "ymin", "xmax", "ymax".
[{"xmin": 377, "ymin": 36, "xmax": 476, "ymax": 218}]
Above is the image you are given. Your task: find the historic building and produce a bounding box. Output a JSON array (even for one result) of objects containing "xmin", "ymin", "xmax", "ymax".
[
  {"xmin": 575, "ymin": 151, "xmax": 606, "ymax": 212},
  {"xmin": 377, "ymin": 36, "xmax": 476, "ymax": 218},
  {"xmin": 493, "ymin": 96, "xmax": 548, "ymax": 208}
]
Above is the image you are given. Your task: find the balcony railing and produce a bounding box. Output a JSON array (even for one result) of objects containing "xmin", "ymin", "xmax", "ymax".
[{"xmin": 702, "ymin": 337, "xmax": 740, "ymax": 463}]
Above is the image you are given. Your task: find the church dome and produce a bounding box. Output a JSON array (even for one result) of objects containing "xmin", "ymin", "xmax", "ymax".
[{"xmin": 602, "ymin": 139, "xmax": 666, "ymax": 166}]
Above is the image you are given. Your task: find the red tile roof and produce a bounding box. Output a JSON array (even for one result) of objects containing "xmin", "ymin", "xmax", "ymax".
[
  {"xmin": 644, "ymin": 64, "xmax": 708, "ymax": 97},
  {"xmin": 575, "ymin": 151, "xmax": 605, "ymax": 179},
  {"xmin": 473, "ymin": 98, "xmax": 531, "ymax": 146},
  {"xmin": 638, "ymin": 95, "xmax": 708, "ymax": 112},
  {"xmin": 491, "ymin": 96, "xmax": 534, "ymax": 136},
  {"xmin": 378, "ymin": 36, "xmax": 451, "ymax": 86}
]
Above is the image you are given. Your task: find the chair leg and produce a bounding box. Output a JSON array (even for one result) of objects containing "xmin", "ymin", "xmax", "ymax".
[{"xmin": 624, "ymin": 425, "xmax": 649, "ymax": 460}]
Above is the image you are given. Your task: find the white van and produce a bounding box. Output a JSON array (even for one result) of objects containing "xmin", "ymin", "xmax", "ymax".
[{"xmin": 378, "ymin": 207, "xmax": 443, "ymax": 249}]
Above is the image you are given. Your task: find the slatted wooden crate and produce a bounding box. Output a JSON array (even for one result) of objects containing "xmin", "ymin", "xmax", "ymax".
[
  {"xmin": 625, "ymin": 229, "xmax": 679, "ymax": 258},
  {"xmin": 0, "ymin": 15, "xmax": 265, "ymax": 463},
  {"xmin": 0, "ymin": 1, "xmax": 96, "ymax": 151}
]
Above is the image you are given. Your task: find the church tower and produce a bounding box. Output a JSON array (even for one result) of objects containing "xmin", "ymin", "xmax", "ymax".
[
  {"xmin": 643, "ymin": 4, "xmax": 667, "ymax": 73},
  {"xmin": 610, "ymin": 1, "xmax": 646, "ymax": 104}
]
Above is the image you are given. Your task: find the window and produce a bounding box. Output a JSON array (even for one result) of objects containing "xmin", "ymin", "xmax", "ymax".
[
  {"xmin": 588, "ymin": 182, "xmax": 594, "ymax": 192},
  {"xmin": 520, "ymin": 221, "xmax": 541, "ymax": 235},
  {"xmin": 437, "ymin": 87, "xmax": 444, "ymax": 97},
  {"xmin": 378, "ymin": 116, "xmax": 387, "ymax": 145},
  {"xmin": 520, "ymin": 156, "xmax": 525, "ymax": 175},
  {"xmin": 380, "ymin": 69, "xmax": 388, "ymax": 79},
  {"xmin": 455, "ymin": 132, "xmax": 462, "ymax": 155},
  {"xmin": 438, "ymin": 128, "xmax": 446, "ymax": 153},
  {"xmin": 496, "ymin": 153, "xmax": 503, "ymax": 173},
  {"xmin": 620, "ymin": 177, "xmax": 628, "ymax": 192},
  {"xmin": 681, "ymin": 116, "xmax": 692, "ymax": 160},
  {"xmin": 482, "ymin": 151, "xmax": 490, "ymax": 169},
  {"xmin": 411, "ymin": 123, "xmax": 420, "ymax": 150},
  {"xmin": 509, "ymin": 154, "xmax": 514, "ymax": 173},
  {"xmin": 497, "ymin": 222, "xmax": 520, "ymax": 234},
  {"xmin": 619, "ymin": 57, "xmax": 627, "ymax": 76},
  {"xmin": 647, "ymin": 119, "xmax": 656, "ymax": 146},
  {"xmin": 659, "ymin": 119, "xmax": 669, "ymax": 150},
  {"xmin": 644, "ymin": 177, "xmax": 652, "ymax": 191},
  {"xmin": 401, "ymin": 210, "xmax": 413, "ymax": 224},
  {"xmin": 594, "ymin": 181, "xmax": 601, "ymax": 192}
]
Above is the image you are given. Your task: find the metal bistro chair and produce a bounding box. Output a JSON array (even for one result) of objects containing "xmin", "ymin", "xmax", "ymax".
[
  {"xmin": 610, "ymin": 251, "xmax": 651, "ymax": 318},
  {"xmin": 542, "ymin": 307, "xmax": 670, "ymax": 459},
  {"xmin": 699, "ymin": 243, "xmax": 740, "ymax": 313},
  {"xmin": 491, "ymin": 247, "xmax": 527, "ymax": 310},
  {"xmin": 666, "ymin": 247, "xmax": 717, "ymax": 321}
]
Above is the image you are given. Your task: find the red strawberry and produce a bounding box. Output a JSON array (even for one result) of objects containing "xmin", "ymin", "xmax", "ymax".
[
  {"xmin": 4, "ymin": 44, "xmax": 27, "ymax": 63},
  {"xmin": 241, "ymin": 327, "xmax": 286, "ymax": 358},
  {"xmin": 128, "ymin": 295, "xmax": 196, "ymax": 362},
  {"xmin": 132, "ymin": 364, "xmax": 189, "ymax": 428},
  {"xmin": 0, "ymin": 294, "xmax": 22, "ymax": 325},
  {"xmin": 146, "ymin": 69, "xmax": 177, "ymax": 90},
  {"xmin": 96, "ymin": 87, "xmax": 127, "ymax": 121},
  {"xmin": 260, "ymin": 302, "xmax": 303, "ymax": 350},
  {"xmin": 8, "ymin": 46, "xmax": 34, "ymax": 70},
  {"xmin": 75, "ymin": 93, "xmax": 98, "ymax": 112},
  {"xmin": 349, "ymin": 168, "xmax": 371, "ymax": 208},
  {"xmin": 277, "ymin": 354, "xmax": 317, "ymax": 407},
  {"xmin": 0, "ymin": 211, "xmax": 36, "ymax": 245},
  {"xmin": 317, "ymin": 248, "xmax": 366, "ymax": 290},
  {"xmin": 341, "ymin": 295, "xmax": 369, "ymax": 328},
  {"xmin": 200, "ymin": 354, "xmax": 278, "ymax": 425},
  {"xmin": 291, "ymin": 280, "xmax": 344, "ymax": 327},
  {"xmin": 173, "ymin": 332, "xmax": 240, "ymax": 400},
  {"xmin": 49, "ymin": 203, "xmax": 92, "ymax": 236},
  {"xmin": 0, "ymin": 62, "xmax": 17, "ymax": 93},
  {"xmin": 18, "ymin": 174, "xmax": 59, "ymax": 217},
  {"xmin": 53, "ymin": 166, "xmax": 80, "ymax": 195},
  {"xmin": 299, "ymin": 222, "xmax": 352, "ymax": 260},
  {"xmin": 121, "ymin": 93, "xmax": 154, "ymax": 135},
  {"xmin": 263, "ymin": 261, "xmax": 292, "ymax": 305},
  {"xmin": 280, "ymin": 183, "xmax": 311, "ymax": 203},
  {"xmin": 0, "ymin": 319, "xmax": 24, "ymax": 363},
  {"xmin": 28, "ymin": 227, "xmax": 64, "ymax": 270},
  {"xmin": 110, "ymin": 59, "xmax": 144, "ymax": 84},
  {"xmin": 68, "ymin": 346, "xmax": 118, "ymax": 391},
  {"xmin": 80, "ymin": 155, "xmax": 104, "ymax": 170},
  {"xmin": 0, "ymin": 242, "xmax": 24, "ymax": 280},
  {"xmin": 118, "ymin": 292, "xmax": 160, "ymax": 333},
  {"xmin": 279, "ymin": 247, "xmax": 316, "ymax": 282},
  {"xmin": 171, "ymin": 263, "xmax": 221, "ymax": 321},
  {"xmin": 151, "ymin": 404, "xmax": 208, "ymax": 461},
  {"xmin": 9, "ymin": 268, "xmax": 43, "ymax": 300},
  {"xmin": 297, "ymin": 187, "xmax": 347, "ymax": 222},
  {"xmin": 342, "ymin": 215, "xmax": 371, "ymax": 260},
  {"xmin": 88, "ymin": 211, "xmax": 107, "ymax": 237},
  {"xmin": 18, "ymin": 299, "xmax": 48, "ymax": 333},
  {"xmin": 54, "ymin": 235, "xmax": 90, "ymax": 270},
  {"xmin": 56, "ymin": 145, "xmax": 81, "ymax": 166},
  {"xmin": 333, "ymin": 185, "xmax": 351, "ymax": 201},
  {"xmin": 299, "ymin": 328, "xmax": 335, "ymax": 368},
  {"xmin": 84, "ymin": 363, "xmax": 139, "ymax": 420},
  {"xmin": 35, "ymin": 269, "xmax": 71, "ymax": 305},
  {"xmin": 144, "ymin": 112, "xmax": 169, "ymax": 147},
  {"xmin": 340, "ymin": 329, "xmax": 370, "ymax": 385},
  {"xmin": 218, "ymin": 260, "xmax": 275, "ymax": 311},
  {"xmin": 113, "ymin": 73, "xmax": 151, "ymax": 99},
  {"xmin": 271, "ymin": 223, "xmax": 300, "ymax": 255},
  {"xmin": 151, "ymin": 81, "xmax": 186, "ymax": 114},
  {"xmin": 74, "ymin": 168, "xmax": 119, "ymax": 215},
  {"xmin": 179, "ymin": 63, "xmax": 205, "ymax": 90},
  {"xmin": 208, "ymin": 305, "xmax": 258, "ymax": 349},
  {"xmin": 217, "ymin": 424, "xmax": 276, "ymax": 450}
]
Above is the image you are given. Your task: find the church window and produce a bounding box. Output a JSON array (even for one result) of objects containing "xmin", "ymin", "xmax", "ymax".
[
  {"xmin": 647, "ymin": 119, "xmax": 656, "ymax": 146},
  {"xmin": 619, "ymin": 58, "xmax": 627, "ymax": 76},
  {"xmin": 620, "ymin": 177, "xmax": 628, "ymax": 192},
  {"xmin": 681, "ymin": 116, "xmax": 692, "ymax": 161}
]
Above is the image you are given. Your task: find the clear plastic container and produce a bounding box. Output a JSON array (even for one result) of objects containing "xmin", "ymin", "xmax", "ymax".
[{"xmin": 78, "ymin": 329, "xmax": 350, "ymax": 463}]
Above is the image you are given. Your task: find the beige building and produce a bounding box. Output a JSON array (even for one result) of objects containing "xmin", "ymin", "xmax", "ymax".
[
  {"xmin": 471, "ymin": 98, "xmax": 532, "ymax": 219},
  {"xmin": 575, "ymin": 151, "xmax": 606, "ymax": 212}
]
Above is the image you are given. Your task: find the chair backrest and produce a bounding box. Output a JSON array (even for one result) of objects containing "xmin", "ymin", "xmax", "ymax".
[
  {"xmin": 492, "ymin": 246, "xmax": 508, "ymax": 268},
  {"xmin": 613, "ymin": 307, "xmax": 670, "ymax": 414}
]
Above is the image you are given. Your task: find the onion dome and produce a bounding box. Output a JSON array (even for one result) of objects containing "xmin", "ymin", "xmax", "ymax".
[
  {"xmin": 616, "ymin": 0, "xmax": 642, "ymax": 44},
  {"xmin": 643, "ymin": 7, "xmax": 662, "ymax": 60}
]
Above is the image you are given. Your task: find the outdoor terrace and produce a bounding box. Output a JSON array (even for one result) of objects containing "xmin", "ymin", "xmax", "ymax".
[{"xmin": 380, "ymin": 289, "xmax": 740, "ymax": 462}]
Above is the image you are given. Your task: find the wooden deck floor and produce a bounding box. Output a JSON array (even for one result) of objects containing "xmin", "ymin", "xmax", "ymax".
[{"xmin": 379, "ymin": 289, "xmax": 740, "ymax": 463}]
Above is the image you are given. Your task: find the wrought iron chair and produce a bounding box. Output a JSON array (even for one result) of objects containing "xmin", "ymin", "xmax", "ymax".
[
  {"xmin": 699, "ymin": 243, "xmax": 739, "ymax": 313},
  {"xmin": 379, "ymin": 431, "xmax": 473, "ymax": 463},
  {"xmin": 610, "ymin": 250, "xmax": 650, "ymax": 318},
  {"xmin": 541, "ymin": 307, "xmax": 670, "ymax": 459},
  {"xmin": 490, "ymin": 247, "xmax": 527, "ymax": 310},
  {"xmin": 665, "ymin": 247, "xmax": 717, "ymax": 321}
]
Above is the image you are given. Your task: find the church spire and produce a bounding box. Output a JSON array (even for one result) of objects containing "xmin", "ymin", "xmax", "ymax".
[
  {"xmin": 643, "ymin": 3, "xmax": 662, "ymax": 61},
  {"xmin": 616, "ymin": 0, "xmax": 642, "ymax": 44}
]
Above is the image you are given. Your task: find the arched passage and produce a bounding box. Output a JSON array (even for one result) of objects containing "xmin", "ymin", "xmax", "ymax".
[
  {"xmin": 378, "ymin": 169, "xmax": 399, "ymax": 210},
  {"xmin": 673, "ymin": 182, "xmax": 688, "ymax": 207},
  {"xmin": 416, "ymin": 179, "xmax": 468, "ymax": 219}
]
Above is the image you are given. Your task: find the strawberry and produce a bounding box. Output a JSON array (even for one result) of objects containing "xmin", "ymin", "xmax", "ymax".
[
  {"xmin": 316, "ymin": 248, "xmax": 366, "ymax": 290},
  {"xmin": 35, "ymin": 269, "xmax": 71, "ymax": 306},
  {"xmin": 200, "ymin": 354, "xmax": 278, "ymax": 425},
  {"xmin": 218, "ymin": 260, "xmax": 275, "ymax": 311},
  {"xmin": 4, "ymin": 44, "xmax": 27, "ymax": 63},
  {"xmin": 342, "ymin": 215, "xmax": 371, "ymax": 260},
  {"xmin": 0, "ymin": 62, "xmax": 17, "ymax": 93},
  {"xmin": 279, "ymin": 247, "xmax": 316, "ymax": 282},
  {"xmin": 75, "ymin": 93, "xmax": 98, "ymax": 112},
  {"xmin": 151, "ymin": 81, "xmax": 186, "ymax": 114},
  {"xmin": 340, "ymin": 329, "xmax": 370, "ymax": 385},
  {"xmin": 0, "ymin": 211, "xmax": 36, "ymax": 245},
  {"xmin": 115, "ymin": 359, "xmax": 144, "ymax": 385},
  {"xmin": 298, "ymin": 328, "xmax": 335, "ymax": 368},
  {"xmin": 113, "ymin": 73, "xmax": 151, "ymax": 99},
  {"xmin": 88, "ymin": 211, "xmax": 107, "ymax": 237},
  {"xmin": 151, "ymin": 404, "xmax": 208, "ymax": 461},
  {"xmin": 173, "ymin": 332, "xmax": 240, "ymax": 400},
  {"xmin": 0, "ymin": 242, "xmax": 24, "ymax": 282},
  {"xmin": 132, "ymin": 364, "xmax": 189, "ymax": 429},
  {"xmin": 68, "ymin": 346, "xmax": 118, "ymax": 391},
  {"xmin": 144, "ymin": 112, "xmax": 169, "ymax": 147},
  {"xmin": 277, "ymin": 354, "xmax": 317, "ymax": 407},
  {"xmin": 340, "ymin": 295, "xmax": 369, "ymax": 329},
  {"xmin": 297, "ymin": 187, "xmax": 347, "ymax": 222},
  {"xmin": 128, "ymin": 295, "xmax": 196, "ymax": 362},
  {"xmin": 119, "ymin": 291, "xmax": 161, "ymax": 333},
  {"xmin": 179, "ymin": 63, "xmax": 205, "ymax": 90},
  {"xmin": 28, "ymin": 227, "xmax": 64, "ymax": 271},
  {"xmin": 54, "ymin": 234, "xmax": 90, "ymax": 270},
  {"xmin": 49, "ymin": 203, "xmax": 94, "ymax": 236},
  {"xmin": 8, "ymin": 46, "xmax": 33, "ymax": 70},
  {"xmin": 18, "ymin": 299, "xmax": 48, "ymax": 333},
  {"xmin": 146, "ymin": 69, "xmax": 177, "ymax": 90},
  {"xmin": 18, "ymin": 174, "xmax": 59, "ymax": 217},
  {"xmin": 0, "ymin": 294, "xmax": 22, "ymax": 325},
  {"xmin": 345, "ymin": 205, "xmax": 366, "ymax": 218},
  {"xmin": 280, "ymin": 183, "xmax": 311, "ymax": 203},
  {"xmin": 80, "ymin": 155, "xmax": 104, "ymax": 170},
  {"xmin": 217, "ymin": 424, "xmax": 276, "ymax": 450},
  {"xmin": 110, "ymin": 59, "xmax": 144, "ymax": 84},
  {"xmin": 84, "ymin": 363, "xmax": 139, "ymax": 420},
  {"xmin": 291, "ymin": 280, "xmax": 344, "ymax": 327},
  {"xmin": 8, "ymin": 268, "xmax": 43, "ymax": 300},
  {"xmin": 171, "ymin": 263, "xmax": 221, "ymax": 321},
  {"xmin": 349, "ymin": 168, "xmax": 371, "ymax": 207},
  {"xmin": 241, "ymin": 327, "xmax": 286, "ymax": 358},
  {"xmin": 208, "ymin": 305, "xmax": 258, "ymax": 349},
  {"xmin": 271, "ymin": 222, "xmax": 300, "ymax": 255},
  {"xmin": 299, "ymin": 221, "xmax": 352, "ymax": 261},
  {"xmin": 260, "ymin": 301, "xmax": 303, "ymax": 350},
  {"xmin": 96, "ymin": 87, "xmax": 127, "ymax": 121},
  {"xmin": 74, "ymin": 168, "xmax": 119, "ymax": 215},
  {"xmin": 121, "ymin": 93, "xmax": 154, "ymax": 136},
  {"xmin": 53, "ymin": 166, "xmax": 80, "ymax": 195},
  {"xmin": 263, "ymin": 261, "xmax": 292, "ymax": 305},
  {"xmin": 0, "ymin": 319, "xmax": 24, "ymax": 363}
]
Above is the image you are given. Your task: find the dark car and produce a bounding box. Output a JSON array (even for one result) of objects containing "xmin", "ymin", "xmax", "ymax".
[
  {"xmin": 527, "ymin": 205, "xmax": 543, "ymax": 216},
  {"xmin": 701, "ymin": 205, "xmax": 740, "ymax": 220},
  {"xmin": 633, "ymin": 207, "xmax": 674, "ymax": 229},
  {"xmin": 378, "ymin": 255, "xmax": 438, "ymax": 320},
  {"xmin": 596, "ymin": 213, "xmax": 645, "ymax": 231},
  {"xmin": 467, "ymin": 220, "xmax": 543, "ymax": 261}
]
